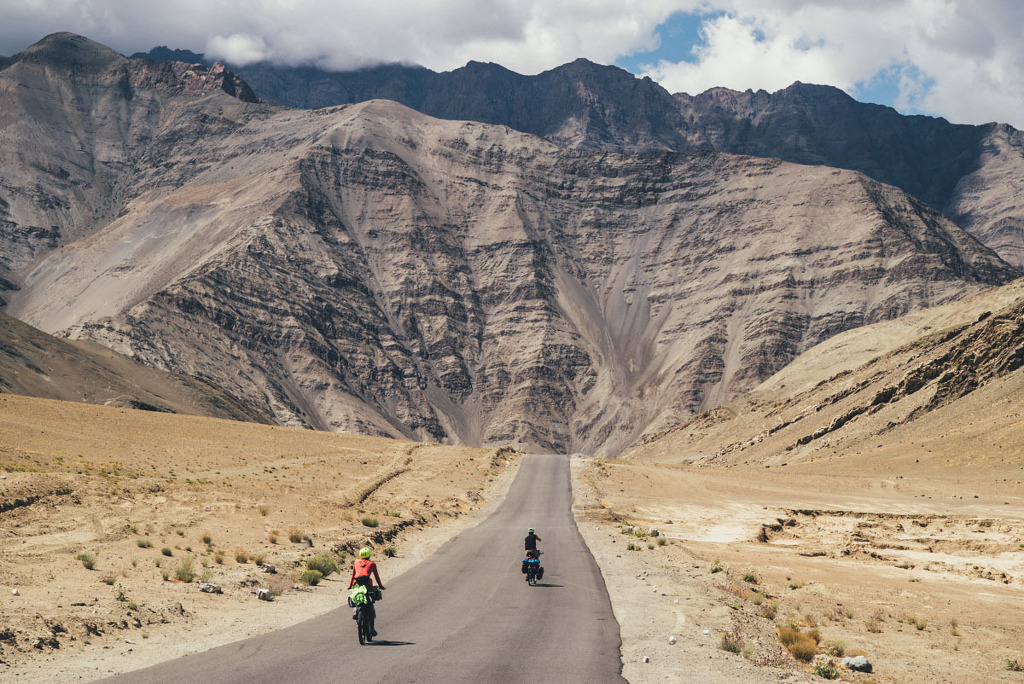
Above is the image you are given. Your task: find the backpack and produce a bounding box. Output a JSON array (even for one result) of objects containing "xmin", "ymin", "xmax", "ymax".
[{"xmin": 348, "ymin": 584, "xmax": 368, "ymax": 606}]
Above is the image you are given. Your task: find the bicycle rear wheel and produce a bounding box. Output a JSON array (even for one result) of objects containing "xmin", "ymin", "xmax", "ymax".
[{"xmin": 357, "ymin": 608, "xmax": 369, "ymax": 645}]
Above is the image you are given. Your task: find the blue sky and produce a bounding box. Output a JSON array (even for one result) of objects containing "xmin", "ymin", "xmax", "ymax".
[{"xmin": 1, "ymin": 1, "xmax": 1021, "ymax": 127}]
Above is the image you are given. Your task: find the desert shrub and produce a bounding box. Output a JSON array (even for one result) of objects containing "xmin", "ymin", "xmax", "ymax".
[
  {"xmin": 626, "ymin": 542, "xmax": 637, "ymax": 551},
  {"xmin": 174, "ymin": 556, "xmax": 196, "ymax": 583},
  {"xmin": 383, "ymin": 545, "xmax": 397, "ymax": 558},
  {"xmin": 299, "ymin": 569, "xmax": 323, "ymax": 586},
  {"xmin": 778, "ymin": 626, "xmax": 801, "ymax": 647},
  {"xmin": 234, "ymin": 548, "xmax": 249, "ymax": 563},
  {"xmin": 751, "ymin": 592, "xmax": 764, "ymax": 606},
  {"xmin": 758, "ymin": 602, "xmax": 778, "ymax": 620},
  {"xmin": 200, "ymin": 569, "xmax": 214, "ymax": 583},
  {"xmin": 176, "ymin": 529, "xmax": 185, "ymax": 537},
  {"xmin": 201, "ymin": 531, "xmax": 212, "ymax": 545},
  {"xmin": 127, "ymin": 601, "xmax": 138, "ymax": 611},
  {"xmin": 288, "ymin": 529, "xmax": 303, "ymax": 543},
  {"xmin": 101, "ymin": 576, "xmax": 116, "ymax": 586},
  {"xmin": 743, "ymin": 572, "xmax": 757, "ymax": 584},
  {"xmin": 647, "ymin": 542, "xmax": 655, "ymax": 549},
  {"xmin": 779, "ymin": 626, "xmax": 818, "ymax": 662},
  {"xmin": 914, "ymin": 616, "xmax": 927, "ymax": 631},
  {"xmin": 657, "ymin": 537, "xmax": 667, "ymax": 546},
  {"xmin": 136, "ymin": 539, "xmax": 152, "ymax": 549},
  {"xmin": 812, "ymin": 655, "xmax": 840, "ymax": 679},
  {"xmin": 823, "ymin": 640, "xmax": 845, "ymax": 657},
  {"xmin": 361, "ymin": 517, "xmax": 379, "ymax": 528},
  {"xmin": 866, "ymin": 619, "xmax": 882, "ymax": 633},
  {"xmin": 250, "ymin": 551, "xmax": 267, "ymax": 566},
  {"xmin": 710, "ymin": 560, "xmax": 723, "ymax": 574},
  {"xmin": 75, "ymin": 553, "xmax": 96, "ymax": 570},
  {"xmin": 1006, "ymin": 657, "xmax": 1023, "ymax": 672},
  {"xmin": 161, "ymin": 547, "xmax": 173, "ymax": 557},
  {"xmin": 258, "ymin": 505, "xmax": 269, "ymax": 516},
  {"xmin": 720, "ymin": 628, "xmax": 744, "ymax": 654},
  {"xmin": 950, "ymin": 618, "xmax": 960, "ymax": 636},
  {"xmin": 268, "ymin": 532, "xmax": 278, "ymax": 544},
  {"xmin": 306, "ymin": 553, "xmax": 338, "ymax": 577},
  {"xmin": 213, "ymin": 550, "xmax": 225, "ymax": 565},
  {"xmin": 161, "ymin": 569, "xmax": 170, "ymax": 581}
]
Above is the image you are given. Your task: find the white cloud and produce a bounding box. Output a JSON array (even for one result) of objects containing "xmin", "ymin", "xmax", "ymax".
[
  {"xmin": 0, "ymin": 0, "xmax": 1021, "ymax": 127},
  {"xmin": 641, "ymin": 0, "xmax": 1024, "ymax": 127},
  {"xmin": 207, "ymin": 33, "xmax": 268, "ymax": 66}
]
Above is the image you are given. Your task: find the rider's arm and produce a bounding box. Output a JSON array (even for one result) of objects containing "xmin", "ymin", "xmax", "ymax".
[
  {"xmin": 371, "ymin": 562, "xmax": 385, "ymax": 589},
  {"xmin": 348, "ymin": 562, "xmax": 357, "ymax": 588}
]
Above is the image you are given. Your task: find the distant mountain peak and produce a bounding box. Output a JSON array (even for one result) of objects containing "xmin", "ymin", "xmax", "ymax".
[{"xmin": 19, "ymin": 32, "xmax": 123, "ymax": 71}]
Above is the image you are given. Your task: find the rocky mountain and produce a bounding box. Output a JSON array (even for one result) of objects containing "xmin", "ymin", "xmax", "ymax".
[
  {"xmin": 0, "ymin": 34, "xmax": 1018, "ymax": 456},
  {"xmin": 133, "ymin": 49, "xmax": 1024, "ymax": 269},
  {"xmin": 627, "ymin": 276, "xmax": 1024, "ymax": 470},
  {"xmin": 0, "ymin": 33, "xmax": 258, "ymax": 306},
  {"xmin": 0, "ymin": 311, "xmax": 266, "ymax": 420}
]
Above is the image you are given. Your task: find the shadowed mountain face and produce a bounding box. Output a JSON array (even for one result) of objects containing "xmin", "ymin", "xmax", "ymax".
[
  {"xmin": 135, "ymin": 50, "xmax": 1024, "ymax": 269},
  {"xmin": 0, "ymin": 34, "xmax": 1018, "ymax": 456},
  {"xmin": 0, "ymin": 311, "xmax": 268, "ymax": 421}
]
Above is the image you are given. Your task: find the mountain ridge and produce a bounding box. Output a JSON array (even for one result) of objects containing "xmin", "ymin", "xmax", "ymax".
[{"xmin": 129, "ymin": 45, "xmax": 1024, "ymax": 268}]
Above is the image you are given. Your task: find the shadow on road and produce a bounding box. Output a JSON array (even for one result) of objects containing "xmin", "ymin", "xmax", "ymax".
[
  {"xmin": 365, "ymin": 640, "xmax": 415, "ymax": 646},
  {"xmin": 533, "ymin": 583, "xmax": 563, "ymax": 588}
]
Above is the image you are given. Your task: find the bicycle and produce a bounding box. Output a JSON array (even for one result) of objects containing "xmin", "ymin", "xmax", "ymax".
[{"xmin": 349, "ymin": 585, "xmax": 383, "ymax": 644}]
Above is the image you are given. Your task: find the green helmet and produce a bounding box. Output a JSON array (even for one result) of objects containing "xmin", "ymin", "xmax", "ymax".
[
  {"xmin": 528, "ymin": 528, "xmax": 534, "ymax": 534},
  {"xmin": 358, "ymin": 547, "xmax": 372, "ymax": 559}
]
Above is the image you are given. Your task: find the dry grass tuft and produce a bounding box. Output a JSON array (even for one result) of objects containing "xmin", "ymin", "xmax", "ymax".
[
  {"xmin": 299, "ymin": 569, "xmax": 323, "ymax": 586},
  {"xmin": 778, "ymin": 626, "xmax": 818, "ymax": 662},
  {"xmin": 720, "ymin": 628, "xmax": 744, "ymax": 654},
  {"xmin": 306, "ymin": 552, "xmax": 338, "ymax": 577},
  {"xmin": 174, "ymin": 556, "xmax": 196, "ymax": 583}
]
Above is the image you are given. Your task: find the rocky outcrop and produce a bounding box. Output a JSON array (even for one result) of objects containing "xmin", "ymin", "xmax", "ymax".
[{"xmin": 1, "ymin": 45, "xmax": 1016, "ymax": 457}]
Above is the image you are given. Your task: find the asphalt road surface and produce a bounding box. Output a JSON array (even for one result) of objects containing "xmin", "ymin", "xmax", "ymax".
[{"xmin": 102, "ymin": 454, "xmax": 626, "ymax": 683}]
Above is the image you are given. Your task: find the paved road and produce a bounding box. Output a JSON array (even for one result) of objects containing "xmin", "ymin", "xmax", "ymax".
[{"xmin": 103, "ymin": 454, "xmax": 625, "ymax": 683}]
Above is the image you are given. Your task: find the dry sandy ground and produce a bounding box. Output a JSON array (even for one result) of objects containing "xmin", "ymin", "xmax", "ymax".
[
  {"xmin": 0, "ymin": 393, "xmax": 520, "ymax": 682},
  {"xmin": 4, "ymin": 389, "xmax": 1024, "ymax": 684},
  {"xmin": 572, "ymin": 456, "xmax": 1024, "ymax": 683}
]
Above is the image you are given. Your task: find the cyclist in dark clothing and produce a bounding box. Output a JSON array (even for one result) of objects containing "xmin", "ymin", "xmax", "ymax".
[{"xmin": 525, "ymin": 528, "xmax": 541, "ymax": 552}]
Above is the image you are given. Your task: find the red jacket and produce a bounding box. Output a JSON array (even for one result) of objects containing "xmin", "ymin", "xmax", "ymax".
[{"xmin": 349, "ymin": 558, "xmax": 384, "ymax": 589}]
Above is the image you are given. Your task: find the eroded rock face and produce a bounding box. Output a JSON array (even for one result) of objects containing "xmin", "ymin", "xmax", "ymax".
[{"xmin": 3, "ymin": 59, "xmax": 1016, "ymax": 456}]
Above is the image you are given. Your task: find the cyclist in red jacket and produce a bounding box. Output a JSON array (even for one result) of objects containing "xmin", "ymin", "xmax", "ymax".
[
  {"xmin": 349, "ymin": 547, "xmax": 386, "ymax": 635},
  {"xmin": 349, "ymin": 547, "xmax": 385, "ymax": 590}
]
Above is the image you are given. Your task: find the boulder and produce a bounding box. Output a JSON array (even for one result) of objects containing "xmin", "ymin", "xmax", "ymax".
[{"xmin": 842, "ymin": 655, "xmax": 872, "ymax": 672}]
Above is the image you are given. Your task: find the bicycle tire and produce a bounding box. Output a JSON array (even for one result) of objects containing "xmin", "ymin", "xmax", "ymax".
[{"xmin": 356, "ymin": 608, "xmax": 368, "ymax": 645}]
